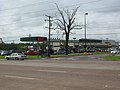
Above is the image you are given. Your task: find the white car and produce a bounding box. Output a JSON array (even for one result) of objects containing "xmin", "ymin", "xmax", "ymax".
[
  {"xmin": 5, "ymin": 53, "xmax": 26, "ymax": 60},
  {"xmin": 110, "ymin": 50, "xmax": 119, "ymax": 54}
]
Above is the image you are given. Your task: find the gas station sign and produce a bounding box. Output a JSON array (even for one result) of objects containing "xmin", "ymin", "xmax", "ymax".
[{"xmin": 20, "ymin": 37, "xmax": 47, "ymax": 42}]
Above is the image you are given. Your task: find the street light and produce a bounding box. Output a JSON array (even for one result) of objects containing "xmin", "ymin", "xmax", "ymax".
[{"xmin": 84, "ymin": 13, "xmax": 88, "ymax": 52}]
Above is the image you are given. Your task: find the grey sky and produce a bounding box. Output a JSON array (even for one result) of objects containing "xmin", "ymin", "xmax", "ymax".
[{"xmin": 0, "ymin": 0, "xmax": 120, "ymax": 43}]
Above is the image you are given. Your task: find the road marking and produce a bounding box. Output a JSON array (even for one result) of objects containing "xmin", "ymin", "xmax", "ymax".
[
  {"xmin": 37, "ymin": 70, "xmax": 67, "ymax": 73},
  {"xmin": 4, "ymin": 75, "xmax": 36, "ymax": 80},
  {"xmin": 105, "ymin": 85, "xmax": 108, "ymax": 88}
]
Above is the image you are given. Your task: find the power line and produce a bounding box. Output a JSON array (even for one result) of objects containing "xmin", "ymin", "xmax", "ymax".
[
  {"xmin": 0, "ymin": 3, "xmax": 119, "ymax": 28},
  {"xmin": 1, "ymin": 33, "xmax": 47, "ymax": 38},
  {"xmin": 0, "ymin": 13, "xmax": 119, "ymax": 27},
  {"xmin": 0, "ymin": 0, "xmax": 119, "ymax": 28},
  {"xmin": 2, "ymin": 33, "xmax": 48, "ymax": 43},
  {"xmin": 0, "ymin": 9, "xmax": 48, "ymax": 18},
  {"xmin": 0, "ymin": 0, "xmax": 111, "ymax": 26},
  {"xmin": 82, "ymin": 5, "xmax": 120, "ymax": 12},
  {"xmin": 0, "ymin": 15, "xmax": 45, "ymax": 26},
  {"xmin": 51, "ymin": 32, "xmax": 120, "ymax": 35},
  {"xmin": 0, "ymin": 0, "xmax": 58, "ymax": 12},
  {"xmin": 1, "ymin": 0, "xmax": 120, "ymax": 40},
  {"xmin": 87, "ymin": 33, "xmax": 120, "ymax": 35},
  {"xmin": 0, "ymin": 0, "xmax": 104, "ymax": 18},
  {"xmin": 2, "ymin": 32, "xmax": 120, "ymax": 43},
  {"xmin": 1, "ymin": 4, "xmax": 120, "ymax": 18}
]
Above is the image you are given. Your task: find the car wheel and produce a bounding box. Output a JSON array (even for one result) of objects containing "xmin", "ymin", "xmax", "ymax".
[
  {"xmin": 6, "ymin": 57, "xmax": 9, "ymax": 60},
  {"xmin": 15, "ymin": 57, "xmax": 19, "ymax": 60}
]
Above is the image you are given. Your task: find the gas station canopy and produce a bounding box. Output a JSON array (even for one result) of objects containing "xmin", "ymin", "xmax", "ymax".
[{"xmin": 20, "ymin": 37, "xmax": 47, "ymax": 42}]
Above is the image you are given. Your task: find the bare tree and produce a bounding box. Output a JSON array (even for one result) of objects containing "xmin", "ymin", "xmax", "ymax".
[{"xmin": 54, "ymin": 5, "xmax": 80, "ymax": 55}]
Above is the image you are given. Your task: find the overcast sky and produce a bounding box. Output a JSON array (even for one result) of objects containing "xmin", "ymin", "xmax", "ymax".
[{"xmin": 0, "ymin": 0, "xmax": 120, "ymax": 43}]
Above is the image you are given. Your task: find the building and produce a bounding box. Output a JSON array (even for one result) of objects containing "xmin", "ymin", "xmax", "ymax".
[
  {"xmin": 20, "ymin": 36, "xmax": 119, "ymax": 52},
  {"xmin": 50, "ymin": 38, "xmax": 119, "ymax": 52}
]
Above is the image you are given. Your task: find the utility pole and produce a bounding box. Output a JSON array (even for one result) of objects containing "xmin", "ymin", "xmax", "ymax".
[{"xmin": 45, "ymin": 15, "xmax": 53, "ymax": 57}]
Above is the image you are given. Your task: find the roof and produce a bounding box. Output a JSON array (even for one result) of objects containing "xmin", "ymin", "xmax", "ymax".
[{"xmin": 79, "ymin": 39, "xmax": 102, "ymax": 43}]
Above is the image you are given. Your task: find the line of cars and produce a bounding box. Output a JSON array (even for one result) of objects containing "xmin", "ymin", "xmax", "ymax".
[
  {"xmin": 0, "ymin": 50, "xmax": 43, "ymax": 60},
  {"xmin": 2, "ymin": 49, "xmax": 119, "ymax": 60},
  {"xmin": 0, "ymin": 49, "xmax": 66, "ymax": 60}
]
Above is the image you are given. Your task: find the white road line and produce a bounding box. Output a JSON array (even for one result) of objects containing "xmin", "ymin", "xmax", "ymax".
[
  {"xmin": 4, "ymin": 75, "xmax": 36, "ymax": 80},
  {"xmin": 37, "ymin": 70, "xmax": 68, "ymax": 73},
  {"xmin": 2, "ymin": 70, "xmax": 68, "ymax": 80}
]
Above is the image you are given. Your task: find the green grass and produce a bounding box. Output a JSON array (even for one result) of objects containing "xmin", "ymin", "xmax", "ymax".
[
  {"xmin": 0, "ymin": 56, "xmax": 5, "ymax": 59},
  {"xmin": 26, "ymin": 55, "xmax": 42, "ymax": 59},
  {"xmin": 93, "ymin": 52, "xmax": 109, "ymax": 55},
  {"xmin": 26, "ymin": 53, "xmax": 81, "ymax": 59},
  {"xmin": 50, "ymin": 53, "xmax": 81, "ymax": 58},
  {"xmin": 103, "ymin": 55, "xmax": 120, "ymax": 61}
]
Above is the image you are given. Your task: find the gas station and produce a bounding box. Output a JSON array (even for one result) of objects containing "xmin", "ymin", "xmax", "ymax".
[{"xmin": 20, "ymin": 36, "xmax": 47, "ymax": 55}]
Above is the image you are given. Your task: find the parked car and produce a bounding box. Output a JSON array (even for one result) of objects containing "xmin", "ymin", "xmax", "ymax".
[
  {"xmin": 24, "ymin": 50, "xmax": 41, "ymax": 55},
  {"xmin": 5, "ymin": 53, "xmax": 26, "ymax": 60},
  {"xmin": 53, "ymin": 50, "xmax": 57, "ymax": 55},
  {"xmin": 95, "ymin": 49, "xmax": 104, "ymax": 52},
  {"xmin": 57, "ymin": 49, "xmax": 66, "ymax": 54},
  {"xmin": 110, "ymin": 50, "xmax": 119, "ymax": 54},
  {"xmin": 1, "ymin": 51, "xmax": 12, "ymax": 56},
  {"xmin": 0, "ymin": 50, "xmax": 3, "ymax": 55}
]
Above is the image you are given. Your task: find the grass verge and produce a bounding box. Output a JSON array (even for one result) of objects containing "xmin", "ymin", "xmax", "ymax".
[
  {"xmin": 0, "ymin": 56, "xmax": 5, "ymax": 59},
  {"xmin": 93, "ymin": 52, "xmax": 109, "ymax": 55},
  {"xmin": 50, "ymin": 53, "xmax": 81, "ymax": 58},
  {"xmin": 26, "ymin": 53, "xmax": 81, "ymax": 59},
  {"xmin": 27, "ymin": 55, "xmax": 42, "ymax": 59},
  {"xmin": 103, "ymin": 55, "xmax": 120, "ymax": 61}
]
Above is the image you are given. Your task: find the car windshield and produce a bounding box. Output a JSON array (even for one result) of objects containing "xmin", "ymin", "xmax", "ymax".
[
  {"xmin": 18, "ymin": 53, "xmax": 24, "ymax": 55},
  {"xmin": 11, "ymin": 53, "xmax": 17, "ymax": 56}
]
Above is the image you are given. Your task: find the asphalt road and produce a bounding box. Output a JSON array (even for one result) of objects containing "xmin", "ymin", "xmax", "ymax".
[{"xmin": 0, "ymin": 55, "xmax": 120, "ymax": 90}]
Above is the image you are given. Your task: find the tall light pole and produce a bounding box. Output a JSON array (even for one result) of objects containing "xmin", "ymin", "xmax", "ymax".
[{"xmin": 84, "ymin": 13, "xmax": 88, "ymax": 52}]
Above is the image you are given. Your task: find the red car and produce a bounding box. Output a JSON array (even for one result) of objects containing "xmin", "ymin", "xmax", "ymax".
[
  {"xmin": 95, "ymin": 49, "xmax": 104, "ymax": 52},
  {"xmin": 24, "ymin": 50, "xmax": 41, "ymax": 55}
]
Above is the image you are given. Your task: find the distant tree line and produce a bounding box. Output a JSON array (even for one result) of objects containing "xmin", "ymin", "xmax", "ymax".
[
  {"xmin": 0, "ymin": 43, "xmax": 29, "ymax": 51},
  {"xmin": 0, "ymin": 42, "xmax": 46, "ymax": 52}
]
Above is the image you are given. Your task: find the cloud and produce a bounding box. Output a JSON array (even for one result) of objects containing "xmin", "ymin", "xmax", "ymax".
[{"xmin": 0, "ymin": 0, "xmax": 120, "ymax": 43}]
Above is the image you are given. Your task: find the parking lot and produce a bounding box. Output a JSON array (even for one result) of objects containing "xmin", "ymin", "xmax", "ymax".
[{"xmin": 0, "ymin": 55, "xmax": 120, "ymax": 90}]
